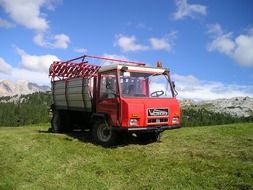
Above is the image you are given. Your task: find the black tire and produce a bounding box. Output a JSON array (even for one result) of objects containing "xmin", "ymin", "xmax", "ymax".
[
  {"xmin": 137, "ymin": 132, "xmax": 162, "ymax": 144},
  {"xmin": 92, "ymin": 120, "xmax": 117, "ymax": 147},
  {"xmin": 51, "ymin": 111, "xmax": 71, "ymax": 133},
  {"xmin": 51, "ymin": 111, "xmax": 61, "ymax": 132}
]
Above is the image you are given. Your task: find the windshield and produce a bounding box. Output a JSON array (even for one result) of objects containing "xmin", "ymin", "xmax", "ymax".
[{"xmin": 120, "ymin": 71, "xmax": 173, "ymax": 98}]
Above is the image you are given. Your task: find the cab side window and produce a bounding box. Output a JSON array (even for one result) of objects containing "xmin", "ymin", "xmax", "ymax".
[{"xmin": 100, "ymin": 71, "xmax": 117, "ymax": 99}]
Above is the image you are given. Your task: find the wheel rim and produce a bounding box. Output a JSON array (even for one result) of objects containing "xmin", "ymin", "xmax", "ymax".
[{"xmin": 97, "ymin": 123, "xmax": 112, "ymax": 142}]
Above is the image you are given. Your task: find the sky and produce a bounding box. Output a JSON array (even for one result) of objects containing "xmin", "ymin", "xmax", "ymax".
[{"xmin": 0, "ymin": 0, "xmax": 253, "ymax": 100}]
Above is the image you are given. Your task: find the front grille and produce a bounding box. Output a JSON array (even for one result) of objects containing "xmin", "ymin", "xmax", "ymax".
[
  {"xmin": 147, "ymin": 108, "xmax": 169, "ymax": 125},
  {"xmin": 147, "ymin": 118, "xmax": 168, "ymax": 124}
]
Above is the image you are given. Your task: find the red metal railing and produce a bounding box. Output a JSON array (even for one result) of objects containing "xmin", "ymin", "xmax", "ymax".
[
  {"xmin": 85, "ymin": 55, "xmax": 146, "ymax": 66},
  {"xmin": 49, "ymin": 54, "xmax": 146, "ymax": 81},
  {"xmin": 49, "ymin": 60, "xmax": 100, "ymax": 81}
]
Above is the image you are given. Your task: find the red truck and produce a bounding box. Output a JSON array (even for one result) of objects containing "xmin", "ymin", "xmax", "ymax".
[{"xmin": 49, "ymin": 55, "xmax": 180, "ymax": 146}]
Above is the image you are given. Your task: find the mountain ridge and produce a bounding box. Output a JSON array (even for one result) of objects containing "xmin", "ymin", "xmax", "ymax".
[
  {"xmin": 180, "ymin": 96, "xmax": 253, "ymax": 118},
  {"xmin": 0, "ymin": 80, "xmax": 50, "ymax": 97}
]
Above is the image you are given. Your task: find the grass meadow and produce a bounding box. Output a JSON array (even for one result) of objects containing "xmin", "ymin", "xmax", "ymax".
[{"xmin": 0, "ymin": 123, "xmax": 252, "ymax": 190}]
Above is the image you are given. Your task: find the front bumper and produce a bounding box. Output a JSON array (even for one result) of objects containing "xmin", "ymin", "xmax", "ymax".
[{"xmin": 112, "ymin": 125, "xmax": 181, "ymax": 133}]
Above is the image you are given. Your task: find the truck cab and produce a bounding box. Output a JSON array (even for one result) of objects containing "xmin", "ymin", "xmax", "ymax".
[{"xmin": 93, "ymin": 64, "xmax": 180, "ymax": 146}]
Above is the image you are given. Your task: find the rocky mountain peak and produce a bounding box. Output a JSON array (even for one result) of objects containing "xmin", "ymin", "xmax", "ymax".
[
  {"xmin": 180, "ymin": 97, "xmax": 253, "ymax": 118},
  {"xmin": 0, "ymin": 80, "xmax": 50, "ymax": 97}
]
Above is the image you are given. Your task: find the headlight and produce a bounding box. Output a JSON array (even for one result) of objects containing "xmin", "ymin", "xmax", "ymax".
[
  {"xmin": 130, "ymin": 119, "xmax": 138, "ymax": 126},
  {"xmin": 172, "ymin": 117, "xmax": 179, "ymax": 124}
]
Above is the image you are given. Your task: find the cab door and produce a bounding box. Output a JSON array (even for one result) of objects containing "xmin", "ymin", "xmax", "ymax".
[{"xmin": 96, "ymin": 70, "xmax": 120, "ymax": 126}]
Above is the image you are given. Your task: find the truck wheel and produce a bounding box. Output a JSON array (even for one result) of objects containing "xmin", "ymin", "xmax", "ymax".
[
  {"xmin": 51, "ymin": 111, "xmax": 72, "ymax": 133},
  {"xmin": 51, "ymin": 111, "xmax": 62, "ymax": 132},
  {"xmin": 92, "ymin": 121, "xmax": 117, "ymax": 147},
  {"xmin": 150, "ymin": 132, "xmax": 162, "ymax": 142}
]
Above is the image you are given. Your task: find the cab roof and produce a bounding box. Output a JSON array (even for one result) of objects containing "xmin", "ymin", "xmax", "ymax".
[{"xmin": 99, "ymin": 64, "xmax": 166, "ymax": 74}]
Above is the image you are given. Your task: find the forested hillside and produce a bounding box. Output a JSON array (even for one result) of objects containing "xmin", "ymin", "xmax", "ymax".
[
  {"xmin": 0, "ymin": 92, "xmax": 51, "ymax": 126},
  {"xmin": 0, "ymin": 92, "xmax": 252, "ymax": 127},
  {"xmin": 181, "ymin": 107, "xmax": 253, "ymax": 127}
]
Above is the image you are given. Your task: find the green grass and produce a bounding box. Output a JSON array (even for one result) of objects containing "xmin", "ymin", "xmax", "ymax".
[{"xmin": 0, "ymin": 123, "xmax": 253, "ymax": 190}]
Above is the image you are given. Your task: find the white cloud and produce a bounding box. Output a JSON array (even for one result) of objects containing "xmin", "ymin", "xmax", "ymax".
[
  {"xmin": 53, "ymin": 34, "xmax": 70, "ymax": 49},
  {"xmin": 172, "ymin": 0, "xmax": 207, "ymax": 20},
  {"xmin": 149, "ymin": 32, "xmax": 177, "ymax": 52},
  {"xmin": 126, "ymin": 21, "xmax": 152, "ymax": 30},
  {"xmin": 0, "ymin": 18, "xmax": 15, "ymax": 28},
  {"xmin": 207, "ymin": 33, "xmax": 235, "ymax": 54},
  {"xmin": 101, "ymin": 54, "xmax": 129, "ymax": 65},
  {"xmin": 172, "ymin": 73, "xmax": 253, "ymax": 100},
  {"xmin": 0, "ymin": 48, "xmax": 59, "ymax": 85},
  {"xmin": 149, "ymin": 38, "xmax": 172, "ymax": 51},
  {"xmin": 115, "ymin": 33, "xmax": 177, "ymax": 52},
  {"xmin": 233, "ymin": 34, "xmax": 253, "ymax": 67},
  {"xmin": 136, "ymin": 23, "xmax": 148, "ymax": 29},
  {"xmin": 33, "ymin": 33, "xmax": 48, "ymax": 47},
  {"xmin": 207, "ymin": 23, "xmax": 223, "ymax": 36},
  {"xmin": 0, "ymin": 0, "xmax": 53, "ymax": 32},
  {"xmin": 207, "ymin": 24, "xmax": 253, "ymax": 67},
  {"xmin": 114, "ymin": 34, "xmax": 149, "ymax": 52},
  {"xmin": 0, "ymin": 57, "xmax": 12, "ymax": 74},
  {"xmin": 0, "ymin": 67, "xmax": 50, "ymax": 85},
  {"xmin": 0, "ymin": 0, "xmax": 70, "ymax": 49},
  {"xmin": 16, "ymin": 48, "xmax": 59, "ymax": 73},
  {"xmin": 11, "ymin": 68, "xmax": 49, "ymax": 85},
  {"xmin": 74, "ymin": 48, "xmax": 88, "ymax": 54},
  {"xmin": 103, "ymin": 54, "xmax": 128, "ymax": 60},
  {"xmin": 33, "ymin": 33, "xmax": 70, "ymax": 49}
]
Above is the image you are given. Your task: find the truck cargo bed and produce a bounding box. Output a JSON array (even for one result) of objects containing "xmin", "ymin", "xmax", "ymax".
[{"xmin": 52, "ymin": 77, "xmax": 92, "ymax": 111}]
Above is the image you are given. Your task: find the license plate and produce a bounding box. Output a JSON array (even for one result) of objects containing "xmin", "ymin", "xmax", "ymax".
[{"xmin": 156, "ymin": 119, "xmax": 160, "ymax": 123}]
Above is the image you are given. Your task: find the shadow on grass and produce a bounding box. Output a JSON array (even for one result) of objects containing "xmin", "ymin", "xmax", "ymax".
[{"xmin": 38, "ymin": 128, "xmax": 158, "ymax": 148}]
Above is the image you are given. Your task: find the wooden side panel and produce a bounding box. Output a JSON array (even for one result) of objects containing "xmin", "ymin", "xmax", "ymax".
[
  {"xmin": 53, "ymin": 81, "xmax": 67, "ymax": 107},
  {"xmin": 52, "ymin": 77, "xmax": 92, "ymax": 111}
]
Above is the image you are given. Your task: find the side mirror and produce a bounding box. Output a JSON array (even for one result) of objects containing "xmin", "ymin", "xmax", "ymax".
[{"xmin": 172, "ymin": 81, "xmax": 175, "ymax": 88}]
